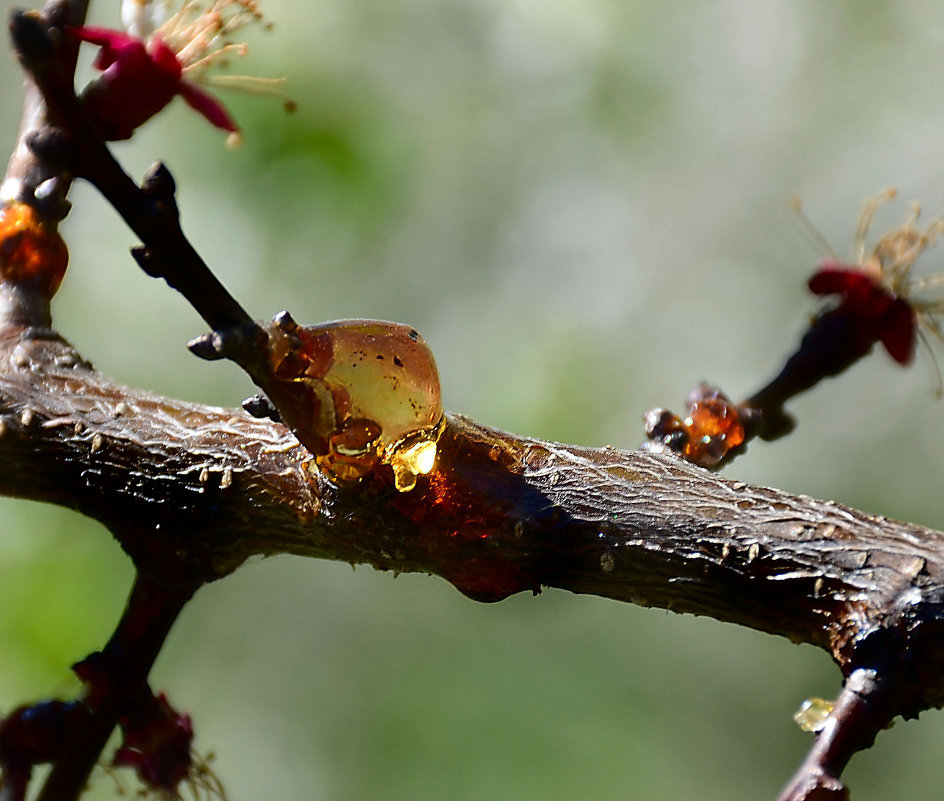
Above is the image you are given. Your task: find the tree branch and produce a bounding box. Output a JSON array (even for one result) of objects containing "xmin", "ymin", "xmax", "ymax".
[
  {"xmin": 777, "ymin": 668, "xmax": 896, "ymax": 801},
  {"xmin": 3, "ymin": 324, "xmax": 943, "ymax": 708},
  {"xmin": 35, "ymin": 575, "xmax": 197, "ymax": 801},
  {"xmin": 4, "ymin": 3, "xmax": 944, "ymax": 798}
]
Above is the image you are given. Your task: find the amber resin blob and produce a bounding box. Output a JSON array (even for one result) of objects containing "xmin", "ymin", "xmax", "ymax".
[
  {"xmin": 0, "ymin": 203, "xmax": 68, "ymax": 298},
  {"xmin": 644, "ymin": 384, "xmax": 745, "ymax": 468},
  {"xmin": 260, "ymin": 313, "xmax": 444, "ymax": 490}
]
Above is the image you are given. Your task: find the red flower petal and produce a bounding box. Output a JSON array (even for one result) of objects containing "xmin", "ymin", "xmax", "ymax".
[
  {"xmin": 879, "ymin": 298, "xmax": 917, "ymax": 365},
  {"xmin": 146, "ymin": 36, "xmax": 184, "ymax": 80},
  {"xmin": 178, "ymin": 81, "xmax": 239, "ymax": 133},
  {"xmin": 75, "ymin": 28, "xmax": 183, "ymax": 140},
  {"xmin": 808, "ymin": 262, "xmax": 917, "ymax": 365},
  {"xmin": 808, "ymin": 264, "xmax": 876, "ymax": 297},
  {"xmin": 71, "ymin": 26, "xmax": 144, "ymax": 70},
  {"xmin": 810, "ymin": 263, "xmax": 897, "ymax": 315}
]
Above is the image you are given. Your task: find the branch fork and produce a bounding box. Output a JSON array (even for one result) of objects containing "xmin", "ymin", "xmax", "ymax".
[{"xmin": 2, "ymin": 2, "xmax": 944, "ymax": 800}]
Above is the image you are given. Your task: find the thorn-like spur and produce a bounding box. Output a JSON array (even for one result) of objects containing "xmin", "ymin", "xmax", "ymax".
[
  {"xmin": 242, "ymin": 393, "xmax": 281, "ymax": 422},
  {"xmin": 187, "ymin": 322, "xmax": 267, "ymax": 363},
  {"xmin": 187, "ymin": 331, "xmax": 228, "ymax": 361},
  {"xmin": 140, "ymin": 162, "xmax": 179, "ymax": 216},
  {"xmin": 273, "ymin": 310, "xmax": 298, "ymax": 332},
  {"xmin": 131, "ymin": 246, "xmax": 161, "ymax": 277}
]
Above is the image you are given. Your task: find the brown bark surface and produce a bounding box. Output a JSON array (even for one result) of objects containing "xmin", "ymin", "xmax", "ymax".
[{"xmin": 4, "ymin": 324, "xmax": 943, "ymax": 722}]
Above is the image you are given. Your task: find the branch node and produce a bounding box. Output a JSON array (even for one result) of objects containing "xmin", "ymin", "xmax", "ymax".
[
  {"xmin": 130, "ymin": 246, "xmax": 160, "ymax": 278},
  {"xmin": 25, "ymin": 126, "xmax": 75, "ymax": 168},
  {"xmin": 41, "ymin": 0, "xmax": 77, "ymax": 31},
  {"xmin": 186, "ymin": 331, "xmax": 227, "ymax": 361},
  {"xmin": 9, "ymin": 11, "xmax": 55, "ymax": 68},
  {"xmin": 140, "ymin": 163, "xmax": 178, "ymax": 216},
  {"xmin": 274, "ymin": 309, "xmax": 298, "ymax": 332},
  {"xmin": 242, "ymin": 393, "xmax": 281, "ymax": 422},
  {"xmin": 32, "ymin": 176, "xmax": 72, "ymax": 221},
  {"xmin": 187, "ymin": 322, "xmax": 268, "ymax": 366}
]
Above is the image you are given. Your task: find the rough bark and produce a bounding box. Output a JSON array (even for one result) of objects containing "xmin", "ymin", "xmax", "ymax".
[
  {"xmin": 4, "ymin": 3, "xmax": 944, "ymax": 798},
  {"xmin": 3, "ymin": 323, "xmax": 944, "ymax": 722}
]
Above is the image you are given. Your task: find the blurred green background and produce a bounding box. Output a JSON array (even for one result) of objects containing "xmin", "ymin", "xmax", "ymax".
[{"xmin": 2, "ymin": 0, "xmax": 944, "ymax": 798}]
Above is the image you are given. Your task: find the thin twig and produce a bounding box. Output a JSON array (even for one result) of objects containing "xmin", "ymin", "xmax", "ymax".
[
  {"xmin": 777, "ymin": 669, "xmax": 897, "ymax": 801},
  {"xmin": 35, "ymin": 573, "xmax": 199, "ymax": 801},
  {"xmin": 8, "ymin": 10, "xmax": 256, "ymax": 334}
]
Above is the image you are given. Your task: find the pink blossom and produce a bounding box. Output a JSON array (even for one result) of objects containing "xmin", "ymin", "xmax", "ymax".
[
  {"xmin": 808, "ymin": 261, "xmax": 916, "ymax": 365},
  {"xmin": 71, "ymin": 1, "xmax": 291, "ymax": 144},
  {"xmin": 74, "ymin": 26, "xmax": 238, "ymax": 141}
]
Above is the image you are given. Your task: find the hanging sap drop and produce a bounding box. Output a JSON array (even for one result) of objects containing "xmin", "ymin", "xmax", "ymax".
[
  {"xmin": 389, "ymin": 439, "xmax": 438, "ymax": 492},
  {"xmin": 260, "ymin": 314, "xmax": 444, "ymax": 489},
  {"xmin": 793, "ymin": 697, "xmax": 833, "ymax": 733}
]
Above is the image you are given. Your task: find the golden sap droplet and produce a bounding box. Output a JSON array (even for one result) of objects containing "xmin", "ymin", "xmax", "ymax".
[
  {"xmin": 262, "ymin": 317, "xmax": 444, "ymax": 487},
  {"xmin": 793, "ymin": 697, "xmax": 834, "ymax": 733},
  {"xmin": 389, "ymin": 438, "xmax": 439, "ymax": 493}
]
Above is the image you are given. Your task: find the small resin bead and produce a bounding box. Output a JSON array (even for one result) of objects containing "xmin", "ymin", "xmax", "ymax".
[
  {"xmin": 0, "ymin": 203, "xmax": 69, "ymax": 298},
  {"xmin": 682, "ymin": 395, "xmax": 745, "ymax": 466},
  {"xmin": 260, "ymin": 313, "xmax": 444, "ymax": 489},
  {"xmin": 643, "ymin": 385, "xmax": 744, "ymax": 469},
  {"xmin": 793, "ymin": 697, "xmax": 834, "ymax": 733}
]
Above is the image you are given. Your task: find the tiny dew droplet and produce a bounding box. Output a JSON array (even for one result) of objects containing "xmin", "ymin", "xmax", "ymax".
[
  {"xmin": 793, "ymin": 697, "xmax": 834, "ymax": 733},
  {"xmin": 261, "ymin": 315, "xmax": 444, "ymax": 490}
]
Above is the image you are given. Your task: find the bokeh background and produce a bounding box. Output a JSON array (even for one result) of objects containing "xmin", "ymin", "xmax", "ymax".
[{"xmin": 2, "ymin": 1, "xmax": 944, "ymax": 798}]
